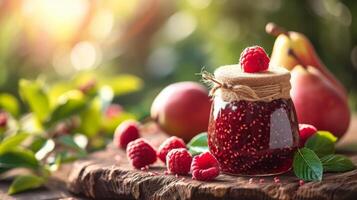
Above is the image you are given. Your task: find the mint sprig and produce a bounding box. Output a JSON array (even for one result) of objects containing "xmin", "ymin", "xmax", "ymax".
[
  {"xmin": 293, "ymin": 148, "xmax": 323, "ymax": 181},
  {"xmin": 187, "ymin": 132, "xmax": 209, "ymax": 156},
  {"xmin": 293, "ymin": 130, "xmax": 355, "ymax": 181},
  {"xmin": 305, "ymin": 131, "xmax": 337, "ymax": 157},
  {"xmin": 320, "ymin": 154, "xmax": 356, "ymax": 172}
]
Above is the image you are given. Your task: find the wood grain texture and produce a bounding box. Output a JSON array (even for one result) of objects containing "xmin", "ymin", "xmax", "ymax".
[{"xmin": 68, "ymin": 123, "xmax": 357, "ymax": 200}]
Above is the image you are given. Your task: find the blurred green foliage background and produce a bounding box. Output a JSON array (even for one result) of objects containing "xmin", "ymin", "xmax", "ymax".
[
  {"xmin": 0, "ymin": 0, "xmax": 357, "ymax": 114},
  {"xmin": 1, "ymin": 0, "xmax": 356, "ymax": 194}
]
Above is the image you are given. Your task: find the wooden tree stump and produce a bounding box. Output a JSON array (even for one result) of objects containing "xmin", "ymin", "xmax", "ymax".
[{"xmin": 68, "ymin": 124, "xmax": 357, "ymax": 200}]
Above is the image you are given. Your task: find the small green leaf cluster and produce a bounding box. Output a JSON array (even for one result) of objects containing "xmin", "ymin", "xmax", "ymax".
[
  {"xmin": 187, "ymin": 132, "xmax": 209, "ymax": 156},
  {"xmin": 0, "ymin": 72, "xmax": 142, "ymax": 194},
  {"xmin": 293, "ymin": 131, "xmax": 355, "ymax": 181}
]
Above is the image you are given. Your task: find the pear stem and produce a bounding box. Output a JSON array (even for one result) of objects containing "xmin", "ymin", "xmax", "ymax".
[
  {"xmin": 265, "ymin": 22, "xmax": 289, "ymax": 37},
  {"xmin": 266, "ymin": 23, "xmax": 306, "ymax": 68}
]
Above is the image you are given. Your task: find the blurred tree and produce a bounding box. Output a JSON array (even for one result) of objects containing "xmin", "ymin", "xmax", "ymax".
[{"xmin": 0, "ymin": 0, "xmax": 356, "ymax": 112}]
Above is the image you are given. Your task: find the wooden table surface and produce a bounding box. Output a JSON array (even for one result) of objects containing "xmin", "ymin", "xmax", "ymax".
[{"xmin": 1, "ymin": 115, "xmax": 357, "ymax": 200}]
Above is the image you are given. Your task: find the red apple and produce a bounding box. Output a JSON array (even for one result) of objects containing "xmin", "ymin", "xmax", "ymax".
[{"xmin": 151, "ymin": 82, "xmax": 211, "ymax": 141}]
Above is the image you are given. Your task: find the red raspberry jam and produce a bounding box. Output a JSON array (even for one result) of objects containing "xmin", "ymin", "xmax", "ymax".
[{"xmin": 208, "ymin": 97, "xmax": 299, "ymax": 175}]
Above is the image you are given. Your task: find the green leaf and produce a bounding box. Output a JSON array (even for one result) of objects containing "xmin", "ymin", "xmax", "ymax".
[
  {"xmin": 19, "ymin": 79, "xmax": 50, "ymax": 122},
  {"xmin": 0, "ymin": 93, "xmax": 19, "ymax": 116},
  {"xmin": 188, "ymin": 132, "xmax": 208, "ymax": 147},
  {"xmin": 189, "ymin": 146, "xmax": 209, "ymax": 156},
  {"xmin": 305, "ymin": 131, "xmax": 337, "ymax": 157},
  {"xmin": 78, "ymin": 98, "xmax": 101, "ymax": 137},
  {"xmin": 0, "ymin": 148, "xmax": 39, "ymax": 172},
  {"xmin": 8, "ymin": 175, "xmax": 45, "ymax": 195},
  {"xmin": 47, "ymin": 90, "xmax": 87, "ymax": 125},
  {"xmin": 187, "ymin": 132, "xmax": 208, "ymax": 156},
  {"xmin": 29, "ymin": 136, "xmax": 48, "ymax": 153},
  {"xmin": 0, "ymin": 133, "xmax": 29, "ymax": 155},
  {"xmin": 48, "ymin": 82, "xmax": 74, "ymax": 107},
  {"xmin": 103, "ymin": 74, "xmax": 143, "ymax": 96},
  {"xmin": 321, "ymin": 154, "xmax": 356, "ymax": 172},
  {"xmin": 293, "ymin": 148, "xmax": 323, "ymax": 181},
  {"xmin": 19, "ymin": 113, "xmax": 44, "ymax": 134},
  {"xmin": 57, "ymin": 135, "xmax": 86, "ymax": 157}
]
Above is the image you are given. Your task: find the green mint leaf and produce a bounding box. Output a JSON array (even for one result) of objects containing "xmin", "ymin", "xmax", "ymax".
[
  {"xmin": 0, "ymin": 133, "xmax": 29, "ymax": 155},
  {"xmin": 189, "ymin": 146, "xmax": 209, "ymax": 156},
  {"xmin": 8, "ymin": 175, "xmax": 45, "ymax": 195},
  {"xmin": 57, "ymin": 135, "xmax": 87, "ymax": 157},
  {"xmin": 78, "ymin": 99, "xmax": 102, "ymax": 137},
  {"xmin": 0, "ymin": 93, "xmax": 20, "ymax": 117},
  {"xmin": 305, "ymin": 131, "xmax": 337, "ymax": 157},
  {"xmin": 188, "ymin": 132, "xmax": 208, "ymax": 147},
  {"xmin": 0, "ymin": 148, "xmax": 39, "ymax": 173},
  {"xmin": 103, "ymin": 75, "xmax": 143, "ymax": 96},
  {"xmin": 47, "ymin": 90, "xmax": 87, "ymax": 126},
  {"xmin": 321, "ymin": 154, "xmax": 356, "ymax": 172},
  {"xmin": 293, "ymin": 148, "xmax": 323, "ymax": 181},
  {"xmin": 29, "ymin": 136, "xmax": 48, "ymax": 153},
  {"xmin": 19, "ymin": 79, "xmax": 50, "ymax": 122},
  {"xmin": 187, "ymin": 132, "xmax": 208, "ymax": 156}
]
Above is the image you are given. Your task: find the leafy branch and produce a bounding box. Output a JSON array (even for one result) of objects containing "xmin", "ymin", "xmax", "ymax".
[
  {"xmin": 293, "ymin": 131, "xmax": 355, "ymax": 181},
  {"xmin": 0, "ymin": 72, "xmax": 142, "ymax": 194}
]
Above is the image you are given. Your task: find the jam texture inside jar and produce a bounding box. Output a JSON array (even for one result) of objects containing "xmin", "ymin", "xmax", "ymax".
[{"xmin": 206, "ymin": 65, "xmax": 299, "ymax": 176}]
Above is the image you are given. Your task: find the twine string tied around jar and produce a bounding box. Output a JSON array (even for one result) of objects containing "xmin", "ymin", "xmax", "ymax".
[{"xmin": 200, "ymin": 70, "xmax": 290, "ymax": 102}]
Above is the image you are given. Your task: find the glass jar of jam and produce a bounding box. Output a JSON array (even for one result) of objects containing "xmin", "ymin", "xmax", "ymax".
[{"xmin": 206, "ymin": 65, "xmax": 299, "ymax": 176}]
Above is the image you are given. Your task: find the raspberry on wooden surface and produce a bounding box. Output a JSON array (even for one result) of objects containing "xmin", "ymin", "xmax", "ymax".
[
  {"xmin": 166, "ymin": 148, "xmax": 192, "ymax": 175},
  {"xmin": 191, "ymin": 152, "xmax": 220, "ymax": 181},
  {"xmin": 158, "ymin": 136, "xmax": 186, "ymax": 163},
  {"xmin": 127, "ymin": 138, "xmax": 157, "ymax": 169},
  {"xmin": 114, "ymin": 120, "xmax": 140, "ymax": 149}
]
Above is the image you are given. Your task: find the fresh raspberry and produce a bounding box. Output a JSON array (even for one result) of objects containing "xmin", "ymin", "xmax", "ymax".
[
  {"xmin": 191, "ymin": 152, "xmax": 220, "ymax": 181},
  {"xmin": 239, "ymin": 46, "xmax": 270, "ymax": 73},
  {"xmin": 114, "ymin": 120, "xmax": 140, "ymax": 149},
  {"xmin": 0, "ymin": 112, "xmax": 8, "ymax": 128},
  {"xmin": 126, "ymin": 138, "xmax": 157, "ymax": 169},
  {"xmin": 158, "ymin": 136, "xmax": 186, "ymax": 163},
  {"xmin": 299, "ymin": 124, "xmax": 317, "ymax": 147},
  {"xmin": 166, "ymin": 148, "xmax": 192, "ymax": 175}
]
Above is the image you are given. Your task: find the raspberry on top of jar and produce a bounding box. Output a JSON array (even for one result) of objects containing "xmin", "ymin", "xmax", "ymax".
[{"xmin": 204, "ymin": 46, "xmax": 299, "ymax": 176}]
